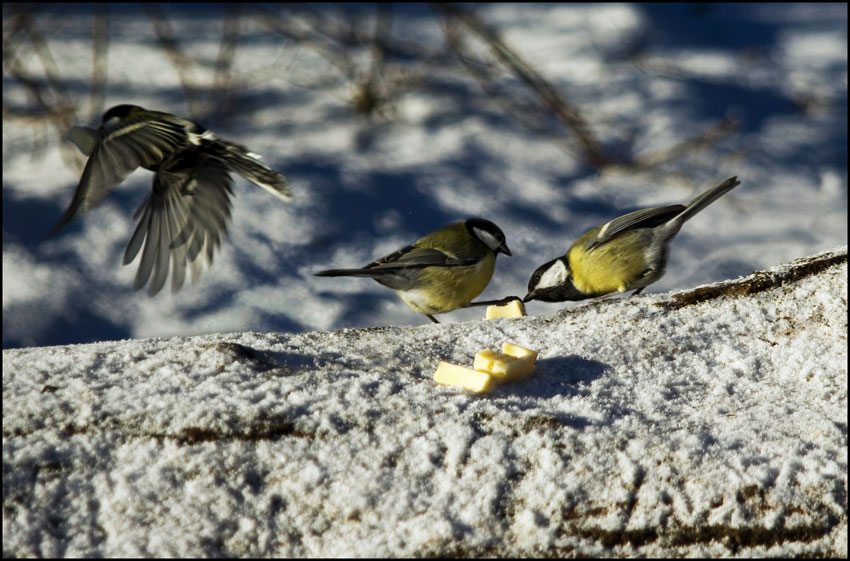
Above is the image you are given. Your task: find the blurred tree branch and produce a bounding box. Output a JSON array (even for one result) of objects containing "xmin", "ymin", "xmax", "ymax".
[
  {"xmin": 144, "ymin": 4, "xmax": 203, "ymax": 117},
  {"xmin": 3, "ymin": 3, "xmax": 739, "ymax": 178},
  {"xmin": 2, "ymin": 5, "xmax": 79, "ymax": 168},
  {"xmin": 435, "ymin": 3, "xmax": 613, "ymax": 169},
  {"xmin": 210, "ymin": 4, "xmax": 243, "ymax": 119},
  {"xmin": 435, "ymin": 3, "xmax": 737, "ymax": 174},
  {"xmin": 87, "ymin": 4, "xmax": 109, "ymax": 125}
]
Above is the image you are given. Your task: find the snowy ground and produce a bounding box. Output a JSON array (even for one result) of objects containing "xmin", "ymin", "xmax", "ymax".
[
  {"xmin": 2, "ymin": 248, "xmax": 846, "ymax": 557},
  {"xmin": 2, "ymin": 3, "xmax": 847, "ymax": 349}
]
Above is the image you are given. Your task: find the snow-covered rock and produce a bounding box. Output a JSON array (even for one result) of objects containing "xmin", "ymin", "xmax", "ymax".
[{"xmin": 3, "ymin": 247, "xmax": 846, "ymax": 557}]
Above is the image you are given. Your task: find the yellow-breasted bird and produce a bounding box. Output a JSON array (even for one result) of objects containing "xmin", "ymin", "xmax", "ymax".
[
  {"xmin": 524, "ymin": 176, "xmax": 741, "ymax": 303},
  {"xmin": 316, "ymin": 218, "xmax": 513, "ymax": 323}
]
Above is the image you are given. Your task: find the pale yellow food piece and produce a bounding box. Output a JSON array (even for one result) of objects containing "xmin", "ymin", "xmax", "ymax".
[
  {"xmin": 473, "ymin": 349, "xmax": 536, "ymax": 384},
  {"xmin": 485, "ymin": 299, "xmax": 526, "ymax": 320},
  {"xmin": 501, "ymin": 341, "xmax": 539, "ymax": 361},
  {"xmin": 433, "ymin": 361, "xmax": 495, "ymax": 393}
]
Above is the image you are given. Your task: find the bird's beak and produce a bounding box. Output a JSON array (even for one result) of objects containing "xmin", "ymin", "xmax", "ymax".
[
  {"xmin": 522, "ymin": 291, "xmax": 535, "ymax": 303},
  {"xmin": 499, "ymin": 243, "xmax": 512, "ymax": 257}
]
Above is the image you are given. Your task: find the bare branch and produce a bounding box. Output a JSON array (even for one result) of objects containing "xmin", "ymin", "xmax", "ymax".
[
  {"xmin": 210, "ymin": 4, "xmax": 242, "ymax": 119},
  {"xmin": 144, "ymin": 4, "xmax": 202, "ymax": 115},
  {"xmin": 435, "ymin": 3, "xmax": 613, "ymax": 169},
  {"xmin": 88, "ymin": 4, "xmax": 110, "ymax": 125},
  {"xmin": 620, "ymin": 116, "xmax": 739, "ymax": 172}
]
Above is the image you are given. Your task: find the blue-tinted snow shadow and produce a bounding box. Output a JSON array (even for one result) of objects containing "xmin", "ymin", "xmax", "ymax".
[
  {"xmin": 2, "ymin": 299, "xmax": 132, "ymax": 350},
  {"xmin": 634, "ymin": 3, "xmax": 848, "ymax": 169},
  {"xmin": 2, "ymin": 187, "xmax": 138, "ymax": 349},
  {"xmin": 638, "ymin": 3, "xmax": 781, "ymax": 50},
  {"xmin": 499, "ymin": 355, "xmax": 609, "ymax": 400}
]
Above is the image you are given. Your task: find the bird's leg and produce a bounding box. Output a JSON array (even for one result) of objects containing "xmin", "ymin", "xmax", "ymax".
[
  {"xmin": 632, "ymin": 287, "xmax": 645, "ymax": 296},
  {"xmin": 596, "ymin": 292, "xmax": 623, "ymax": 301},
  {"xmin": 426, "ymin": 314, "xmax": 440, "ymax": 324}
]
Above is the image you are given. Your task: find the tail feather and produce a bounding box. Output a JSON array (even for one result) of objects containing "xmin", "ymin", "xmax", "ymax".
[
  {"xmin": 315, "ymin": 268, "xmax": 385, "ymax": 278},
  {"xmin": 676, "ymin": 176, "xmax": 740, "ymax": 225},
  {"xmin": 210, "ymin": 139, "xmax": 291, "ymax": 201}
]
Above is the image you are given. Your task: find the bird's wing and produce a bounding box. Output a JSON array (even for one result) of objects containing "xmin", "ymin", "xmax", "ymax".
[
  {"xmin": 585, "ymin": 204, "xmax": 685, "ymax": 251},
  {"xmin": 48, "ymin": 116, "xmax": 189, "ymax": 237},
  {"xmin": 314, "ymin": 246, "xmax": 480, "ymax": 284},
  {"xmin": 67, "ymin": 125, "xmax": 98, "ymax": 156},
  {"xmin": 124, "ymin": 149, "xmax": 234, "ymax": 296},
  {"xmin": 366, "ymin": 245, "xmax": 479, "ymax": 270}
]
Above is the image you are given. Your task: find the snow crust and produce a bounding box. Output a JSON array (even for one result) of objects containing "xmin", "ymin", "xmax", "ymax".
[{"xmin": 3, "ymin": 248, "xmax": 846, "ymax": 557}]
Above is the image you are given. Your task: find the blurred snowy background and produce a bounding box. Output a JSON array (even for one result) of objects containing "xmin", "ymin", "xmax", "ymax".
[{"xmin": 3, "ymin": 3, "xmax": 847, "ymax": 349}]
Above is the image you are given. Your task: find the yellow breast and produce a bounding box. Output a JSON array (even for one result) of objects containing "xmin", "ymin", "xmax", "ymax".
[
  {"xmin": 398, "ymin": 253, "xmax": 495, "ymax": 314},
  {"xmin": 568, "ymin": 230, "xmax": 649, "ymax": 296}
]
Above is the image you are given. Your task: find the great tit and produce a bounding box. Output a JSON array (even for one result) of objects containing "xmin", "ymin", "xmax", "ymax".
[
  {"xmin": 49, "ymin": 104, "xmax": 291, "ymax": 296},
  {"xmin": 524, "ymin": 176, "xmax": 741, "ymax": 303},
  {"xmin": 315, "ymin": 218, "xmax": 513, "ymax": 323}
]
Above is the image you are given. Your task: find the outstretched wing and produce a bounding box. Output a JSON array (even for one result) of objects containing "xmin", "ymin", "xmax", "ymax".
[
  {"xmin": 124, "ymin": 149, "xmax": 234, "ymax": 296},
  {"xmin": 49, "ymin": 117, "xmax": 190, "ymax": 237}
]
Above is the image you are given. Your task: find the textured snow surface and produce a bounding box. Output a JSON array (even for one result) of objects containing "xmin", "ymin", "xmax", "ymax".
[{"xmin": 3, "ymin": 248, "xmax": 846, "ymax": 557}]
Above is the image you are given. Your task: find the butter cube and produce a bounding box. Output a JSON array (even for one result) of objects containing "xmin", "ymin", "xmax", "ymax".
[
  {"xmin": 485, "ymin": 299, "xmax": 526, "ymax": 320},
  {"xmin": 473, "ymin": 349, "xmax": 536, "ymax": 384},
  {"xmin": 433, "ymin": 361, "xmax": 495, "ymax": 393},
  {"xmin": 501, "ymin": 341, "xmax": 539, "ymax": 361}
]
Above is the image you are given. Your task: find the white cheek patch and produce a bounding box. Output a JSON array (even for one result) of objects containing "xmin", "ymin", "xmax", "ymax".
[
  {"xmin": 537, "ymin": 259, "xmax": 568, "ymax": 289},
  {"xmin": 472, "ymin": 227, "xmax": 502, "ymax": 252}
]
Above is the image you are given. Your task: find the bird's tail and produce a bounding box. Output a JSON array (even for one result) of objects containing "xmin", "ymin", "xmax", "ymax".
[
  {"xmin": 315, "ymin": 268, "xmax": 385, "ymax": 278},
  {"xmin": 209, "ymin": 139, "xmax": 292, "ymax": 202},
  {"xmin": 675, "ymin": 176, "xmax": 741, "ymax": 226}
]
